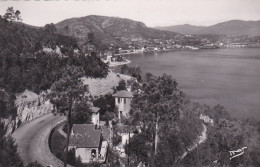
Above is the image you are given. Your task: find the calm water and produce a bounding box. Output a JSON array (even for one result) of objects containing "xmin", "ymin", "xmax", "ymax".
[{"xmin": 120, "ymin": 48, "xmax": 260, "ymax": 120}]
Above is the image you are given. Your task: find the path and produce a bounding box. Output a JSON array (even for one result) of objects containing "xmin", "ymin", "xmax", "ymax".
[{"xmin": 176, "ymin": 124, "xmax": 207, "ymax": 163}]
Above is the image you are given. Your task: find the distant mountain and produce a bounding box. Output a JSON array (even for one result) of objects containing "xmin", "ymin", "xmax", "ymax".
[
  {"xmin": 55, "ymin": 15, "xmax": 179, "ymax": 45},
  {"xmin": 155, "ymin": 20, "xmax": 260, "ymax": 36}
]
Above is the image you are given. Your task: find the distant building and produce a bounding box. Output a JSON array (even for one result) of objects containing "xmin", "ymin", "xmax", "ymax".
[
  {"xmin": 113, "ymin": 90, "xmax": 133, "ymax": 119},
  {"xmin": 200, "ymin": 114, "xmax": 214, "ymax": 126},
  {"xmin": 69, "ymin": 124, "xmax": 107, "ymax": 163},
  {"xmin": 91, "ymin": 107, "xmax": 100, "ymax": 126}
]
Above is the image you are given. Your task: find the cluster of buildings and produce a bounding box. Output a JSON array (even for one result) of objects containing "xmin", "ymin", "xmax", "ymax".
[
  {"xmin": 83, "ymin": 34, "xmax": 260, "ymax": 60},
  {"xmin": 68, "ymin": 89, "xmax": 134, "ymax": 164}
]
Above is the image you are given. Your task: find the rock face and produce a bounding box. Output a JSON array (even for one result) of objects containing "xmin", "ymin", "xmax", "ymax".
[
  {"xmin": 15, "ymin": 90, "xmax": 53, "ymax": 127},
  {"xmin": 1, "ymin": 90, "xmax": 53, "ymax": 135},
  {"xmin": 2, "ymin": 117, "xmax": 16, "ymax": 135}
]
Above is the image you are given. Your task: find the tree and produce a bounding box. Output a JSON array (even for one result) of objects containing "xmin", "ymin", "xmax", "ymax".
[
  {"xmin": 71, "ymin": 98, "xmax": 92, "ymax": 124},
  {"xmin": 3, "ymin": 7, "xmax": 15, "ymax": 21},
  {"xmin": 87, "ymin": 32, "xmax": 95, "ymax": 45},
  {"xmin": 120, "ymin": 65, "xmax": 142, "ymax": 82},
  {"xmin": 125, "ymin": 132, "xmax": 151, "ymax": 165},
  {"xmin": 129, "ymin": 74, "xmax": 186, "ymax": 165},
  {"xmin": 48, "ymin": 66, "xmax": 89, "ymax": 167},
  {"xmin": 3, "ymin": 7, "xmax": 22, "ymax": 22},
  {"xmin": 0, "ymin": 122, "xmax": 24, "ymax": 167},
  {"xmin": 116, "ymin": 79, "xmax": 127, "ymax": 91},
  {"xmin": 64, "ymin": 25, "xmax": 69, "ymax": 35},
  {"xmin": 15, "ymin": 10, "xmax": 22, "ymax": 22},
  {"xmin": 93, "ymin": 94, "xmax": 116, "ymax": 123},
  {"xmin": 44, "ymin": 23, "xmax": 57, "ymax": 34}
]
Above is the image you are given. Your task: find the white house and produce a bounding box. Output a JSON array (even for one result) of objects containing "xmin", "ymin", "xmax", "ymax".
[
  {"xmin": 113, "ymin": 90, "xmax": 133, "ymax": 119},
  {"xmin": 117, "ymin": 125, "xmax": 136, "ymax": 145},
  {"xmin": 68, "ymin": 124, "xmax": 107, "ymax": 163}
]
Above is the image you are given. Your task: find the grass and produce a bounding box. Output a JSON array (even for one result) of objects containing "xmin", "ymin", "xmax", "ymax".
[
  {"xmin": 81, "ymin": 71, "xmax": 131, "ymax": 96},
  {"xmin": 49, "ymin": 123, "xmax": 67, "ymax": 162}
]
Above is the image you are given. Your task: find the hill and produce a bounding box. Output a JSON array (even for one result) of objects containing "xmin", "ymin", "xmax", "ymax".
[
  {"xmin": 55, "ymin": 15, "xmax": 179, "ymax": 46},
  {"xmin": 155, "ymin": 20, "xmax": 260, "ymax": 35}
]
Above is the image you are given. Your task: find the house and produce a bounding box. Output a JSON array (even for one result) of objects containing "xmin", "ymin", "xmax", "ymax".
[
  {"xmin": 91, "ymin": 107, "xmax": 100, "ymax": 126},
  {"xmin": 113, "ymin": 90, "xmax": 133, "ymax": 119},
  {"xmin": 69, "ymin": 124, "xmax": 107, "ymax": 163},
  {"xmin": 116, "ymin": 125, "xmax": 135, "ymax": 145},
  {"xmin": 200, "ymin": 114, "xmax": 214, "ymax": 126}
]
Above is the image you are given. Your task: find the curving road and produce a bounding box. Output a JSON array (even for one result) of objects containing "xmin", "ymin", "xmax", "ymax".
[{"xmin": 12, "ymin": 114, "xmax": 68, "ymax": 167}]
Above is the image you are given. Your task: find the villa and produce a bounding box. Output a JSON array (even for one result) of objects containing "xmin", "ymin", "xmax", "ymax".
[
  {"xmin": 68, "ymin": 124, "xmax": 108, "ymax": 163},
  {"xmin": 113, "ymin": 90, "xmax": 133, "ymax": 119}
]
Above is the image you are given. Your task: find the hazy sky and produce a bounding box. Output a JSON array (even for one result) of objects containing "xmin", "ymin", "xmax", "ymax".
[{"xmin": 0, "ymin": 0, "xmax": 260, "ymax": 27}]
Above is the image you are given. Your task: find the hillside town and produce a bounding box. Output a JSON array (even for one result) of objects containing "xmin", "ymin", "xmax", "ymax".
[{"xmin": 84, "ymin": 34, "xmax": 260, "ymax": 62}]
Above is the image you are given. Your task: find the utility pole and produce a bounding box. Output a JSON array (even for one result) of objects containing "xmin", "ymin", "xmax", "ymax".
[{"xmin": 128, "ymin": 127, "xmax": 130, "ymax": 166}]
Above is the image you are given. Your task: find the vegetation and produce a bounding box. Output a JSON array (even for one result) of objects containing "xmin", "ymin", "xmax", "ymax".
[
  {"xmin": 116, "ymin": 79, "xmax": 127, "ymax": 91},
  {"xmin": 180, "ymin": 104, "xmax": 260, "ymax": 167},
  {"xmin": 26, "ymin": 161, "xmax": 43, "ymax": 167},
  {"xmin": 120, "ymin": 65, "xmax": 142, "ymax": 82},
  {"xmin": 122, "ymin": 73, "xmax": 260, "ymax": 167},
  {"xmin": 93, "ymin": 94, "xmax": 116, "ymax": 122},
  {"xmin": 3, "ymin": 7, "xmax": 22, "ymax": 22},
  {"xmin": 0, "ymin": 8, "xmax": 109, "ymax": 167},
  {"xmin": 0, "ymin": 122, "xmax": 23, "ymax": 167},
  {"xmin": 49, "ymin": 124, "xmax": 67, "ymax": 162}
]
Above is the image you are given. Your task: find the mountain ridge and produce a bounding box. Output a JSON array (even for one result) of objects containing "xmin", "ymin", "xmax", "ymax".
[
  {"xmin": 155, "ymin": 20, "xmax": 260, "ymax": 35},
  {"xmin": 55, "ymin": 15, "xmax": 179, "ymax": 46}
]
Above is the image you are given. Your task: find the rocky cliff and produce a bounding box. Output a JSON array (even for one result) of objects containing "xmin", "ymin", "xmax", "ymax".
[
  {"xmin": 15, "ymin": 90, "xmax": 53, "ymax": 126},
  {"xmin": 2, "ymin": 90, "xmax": 53, "ymax": 135}
]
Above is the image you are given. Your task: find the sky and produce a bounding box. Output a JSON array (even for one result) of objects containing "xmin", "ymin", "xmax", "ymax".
[{"xmin": 0, "ymin": 0, "xmax": 260, "ymax": 27}]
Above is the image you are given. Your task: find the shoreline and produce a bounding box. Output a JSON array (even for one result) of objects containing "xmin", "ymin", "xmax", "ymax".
[{"xmin": 108, "ymin": 59, "xmax": 131, "ymax": 67}]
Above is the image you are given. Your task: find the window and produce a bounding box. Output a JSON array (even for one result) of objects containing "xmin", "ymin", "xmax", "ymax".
[
  {"xmin": 118, "ymin": 98, "xmax": 120, "ymax": 103},
  {"xmin": 124, "ymin": 98, "xmax": 126, "ymax": 104}
]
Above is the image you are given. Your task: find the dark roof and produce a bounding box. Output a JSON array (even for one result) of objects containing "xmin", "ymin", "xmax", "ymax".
[
  {"xmin": 113, "ymin": 90, "xmax": 133, "ymax": 98},
  {"xmin": 90, "ymin": 107, "xmax": 100, "ymax": 113},
  {"xmin": 69, "ymin": 124, "xmax": 101, "ymax": 148}
]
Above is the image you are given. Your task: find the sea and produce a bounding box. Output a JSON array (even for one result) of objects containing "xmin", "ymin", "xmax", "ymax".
[{"xmin": 114, "ymin": 48, "xmax": 260, "ymax": 121}]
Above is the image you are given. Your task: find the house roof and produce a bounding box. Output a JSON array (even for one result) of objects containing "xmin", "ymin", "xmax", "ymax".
[
  {"xmin": 113, "ymin": 90, "xmax": 133, "ymax": 98},
  {"xmin": 90, "ymin": 107, "xmax": 100, "ymax": 113},
  {"xmin": 69, "ymin": 124, "xmax": 101, "ymax": 148}
]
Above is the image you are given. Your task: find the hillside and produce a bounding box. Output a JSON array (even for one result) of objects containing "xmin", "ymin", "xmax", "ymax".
[
  {"xmin": 155, "ymin": 20, "xmax": 260, "ymax": 35},
  {"xmin": 55, "ymin": 15, "xmax": 179, "ymax": 45}
]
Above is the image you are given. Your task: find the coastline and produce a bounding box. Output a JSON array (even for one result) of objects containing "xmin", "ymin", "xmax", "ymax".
[{"xmin": 109, "ymin": 59, "xmax": 131, "ymax": 67}]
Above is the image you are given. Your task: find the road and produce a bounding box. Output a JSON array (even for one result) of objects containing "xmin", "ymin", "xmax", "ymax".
[{"xmin": 12, "ymin": 114, "xmax": 68, "ymax": 167}]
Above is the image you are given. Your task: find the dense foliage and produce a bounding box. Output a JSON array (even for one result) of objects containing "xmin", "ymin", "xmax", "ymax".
[
  {"xmin": 0, "ymin": 122, "xmax": 23, "ymax": 167},
  {"xmin": 0, "ymin": 11, "xmax": 109, "ymax": 167},
  {"xmin": 120, "ymin": 64, "xmax": 142, "ymax": 82},
  {"xmin": 126, "ymin": 73, "xmax": 192, "ymax": 166},
  {"xmin": 93, "ymin": 94, "xmax": 116, "ymax": 122},
  {"xmin": 124, "ymin": 73, "xmax": 260, "ymax": 167},
  {"xmin": 0, "ymin": 16, "xmax": 108, "ymax": 93},
  {"xmin": 180, "ymin": 104, "xmax": 260, "ymax": 167}
]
